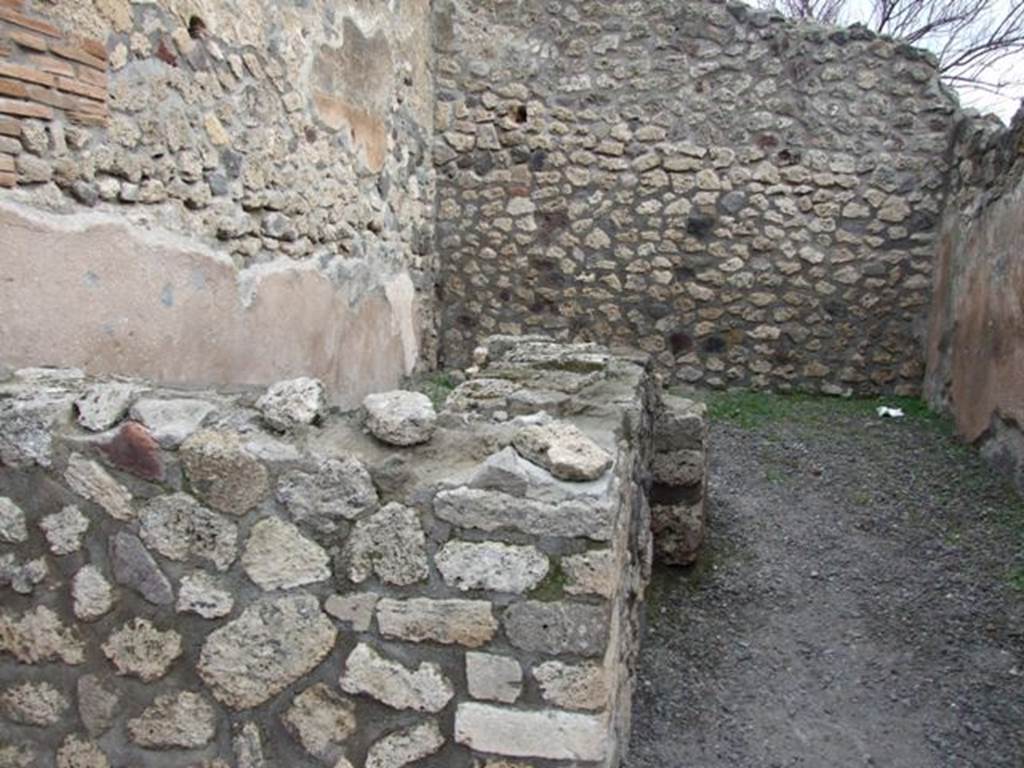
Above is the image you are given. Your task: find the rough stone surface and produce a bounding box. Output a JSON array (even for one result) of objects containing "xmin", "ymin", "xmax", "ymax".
[
  {"xmin": 0, "ymin": 554, "xmax": 47, "ymax": 594},
  {"xmin": 0, "ymin": 681, "xmax": 69, "ymax": 726},
  {"xmin": 366, "ymin": 720, "xmax": 445, "ymax": 768},
  {"xmin": 533, "ymin": 661, "xmax": 609, "ymax": 711},
  {"xmin": 377, "ymin": 598, "xmax": 498, "ymax": 647},
  {"xmin": 64, "ymin": 453, "xmax": 134, "ymax": 521},
  {"xmin": 77, "ymin": 675, "xmax": 120, "ymax": 736},
  {"xmin": 0, "ymin": 497, "xmax": 28, "ymax": 543},
  {"xmin": 109, "ymin": 531, "xmax": 174, "ymax": 606},
  {"xmin": 364, "ymin": 391, "xmax": 437, "ymax": 446},
  {"xmin": 563, "ymin": 550, "xmax": 616, "ymax": 598},
  {"xmin": 176, "ymin": 572, "xmax": 235, "ymax": 619},
  {"xmin": 139, "ymin": 493, "xmax": 238, "ymax": 571},
  {"xmin": 130, "ymin": 398, "xmax": 216, "ymax": 447},
  {"xmin": 434, "ymin": 487, "xmax": 614, "ymax": 540},
  {"xmin": 651, "ymin": 450, "xmax": 705, "ymax": 487},
  {"xmin": 127, "ymin": 691, "xmax": 217, "ymax": 749},
  {"xmin": 652, "ymin": 500, "xmax": 707, "ymax": 567},
  {"xmin": 197, "ymin": 595, "xmax": 337, "ymax": 709},
  {"xmin": 435, "ymin": 541, "xmax": 548, "ymax": 593},
  {"xmin": 257, "ymin": 377, "xmax": 326, "ymax": 431},
  {"xmin": 233, "ymin": 722, "xmax": 265, "ymax": 768},
  {"xmin": 344, "ymin": 502, "xmax": 429, "ymax": 586},
  {"xmin": 74, "ymin": 383, "xmax": 138, "ymax": 432},
  {"xmin": 55, "ymin": 736, "xmax": 109, "ymax": 768},
  {"xmin": 102, "ymin": 619, "xmax": 183, "ymax": 682},
  {"xmin": 513, "ymin": 421, "xmax": 613, "ymax": 481},
  {"xmin": 277, "ymin": 456, "xmax": 378, "ymax": 532},
  {"xmin": 281, "ymin": 683, "xmax": 357, "ymax": 761},
  {"xmin": 504, "ymin": 601, "xmax": 608, "ymax": 657},
  {"xmin": 241, "ymin": 517, "xmax": 331, "ymax": 590},
  {"xmin": 0, "ymin": 606, "xmax": 85, "ymax": 665},
  {"xmin": 72, "ymin": 565, "xmax": 115, "ymax": 622},
  {"xmin": 341, "ymin": 642, "xmax": 455, "ymax": 713},
  {"xmin": 180, "ymin": 430, "xmax": 269, "ymax": 515},
  {"xmin": 325, "ymin": 593, "xmax": 379, "ymax": 631},
  {"xmin": 454, "ymin": 703, "xmax": 607, "ymax": 761},
  {"xmin": 40, "ymin": 505, "xmax": 90, "ymax": 555},
  {"xmin": 466, "ymin": 652, "xmax": 522, "ymax": 704}
]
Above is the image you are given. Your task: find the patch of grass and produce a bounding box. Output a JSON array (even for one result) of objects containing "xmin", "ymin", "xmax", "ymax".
[
  {"xmin": 412, "ymin": 371, "xmax": 457, "ymax": 410},
  {"xmin": 704, "ymin": 389, "xmax": 954, "ymax": 432}
]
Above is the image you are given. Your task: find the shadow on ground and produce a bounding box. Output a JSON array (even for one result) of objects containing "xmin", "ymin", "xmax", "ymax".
[{"xmin": 628, "ymin": 394, "xmax": 1024, "ymax": 768}]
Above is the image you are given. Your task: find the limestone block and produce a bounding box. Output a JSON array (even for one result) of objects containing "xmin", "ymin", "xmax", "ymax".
[
  {"xmin": 512, "ymin": 420, "xmax": 612, "ymax": 481},
  {"xmin": 139, "ymin": 493, "xmax": 238, "ymax": 571},
  {"xmin": 377, "ymin": 598, "xmax": 497, "ymax": 647},
  {"xmin": 503, "ymin": 601, "xmax": 608, "ymax": 657},
  {"xmin": 257, "ymin": 377, "xmax": 326, "ymax": 431},
  {"xmin": 241, "ymin": 517, "xmax": 330, "ymax": 590},
  {"xmin": 180, "ymin": 430, "xmax": 269, "ymax": 515},
  {"xmin": 325, "ymin": 593, "xmax": 379, "ymax": 631},
  {"xmin": 454, "ymin": 703, "xmax": 607, "ymax": 762},
  {"xmin": 56, "ymin": 736, "xmax": 109, "ymax": 768},
  {"xmin": 344, "ymin": 503, "xmax": 429, "ymax": 586},
  {"xmin": 466, "ymin": 652, "xmax": 522, "ymax": 703},
  {"xmin": 72, "ymin": 565, "xmax": 115, "ymax": 621},
  {"xmin": 0, "ymin": 681, "xmax": 69, "ymax": 726},
  {"xmin": 282, "ymin": 684, "xmax": 357, "ymax": 761},
  {"xmin": 533, "ymin": 661, "xmax": 609, "ymax": 711},
  {"xmin": 130, "ymin": 398, "xmax": 216, "ymax": 448},
  {"xmin": 364, "ymin": 390, "xmax": 437, "ymax": 446},
  {"xmin": 340, "ymin": 643, "xmax": 454, "ymax": 713},
  {"xmin": 198, "ymin": 595, "xmax": 337, "ymax": 709},
  {"xmin": 75, "ymin": 382, "xmax": 138, "ymax": 431},
  {"xmin": 128, "ymin": 691, "xmax": 217, "ymax": 749},
  {"xmin": 436, "ymin": 541, "xmax": 548, "ymax": 593},
  {"xmin": 277, "ymin": 456, "xmax": 378, "ymax": 532},
  {"xmin": 0, "ymin": 606, "xmax": 85, "ymax": 665},
  {"xmin": 102, "ymin": 619, "xmax": 182, "ymax": 682},
  {"xmin": 40, "ymin": 505, "xmax": 89, "ymax": 555},
  {"xmin": 652, "ymin": 498, "xmax": 707, "ymax": 566},
  {"xmin": 651, "ymin": 449, "xmax": 705, "ymax": 487},
  {"xmin": 64, "ymin": 453, "xmax": 134, "ymax": 521},
  {"xmin": 366, "ymin": 720, "xmax": 445, "ymax": 768},
  {"xmin": 176, "ymin": 572, "xmax": 234, "ymax": 619},
  {"xmin": 0, "ymin": 497, "xmax": 27, "ymax": 544}
]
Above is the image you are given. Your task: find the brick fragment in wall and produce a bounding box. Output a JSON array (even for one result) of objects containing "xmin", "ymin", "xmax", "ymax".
[
  {"xmin": 0, "ymin": 117, "xmax": 18, "ymax": 136},
  {"xmin": 9, "ymin": 29, "xmax": 48, "ymax": 52},
  {"xmin": 0, "ymin": 7, "xmax": 61, "ymax": 38},
  {"xmin": 0, "ymin": 62, "xmax": 55, "ymax": 87},
  {"xmin": 0, "ymin": 97, "xmax": 51, "ymax": 119},
  {"xmin": 49, "ymin": 42, "xmax": 105, "ymax": 71},
  {"xmin": 0, "ymin": 77, "xmax": 27, "ymax": 99},
  {"xmin": 28, "ymin": 55, "xmax": 75, "ymax": 78}
]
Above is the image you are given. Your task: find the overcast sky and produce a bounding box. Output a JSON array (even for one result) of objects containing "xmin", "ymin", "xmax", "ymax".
[{"xmin": 833, "ymin": 0, "xmax": 1023, "ymax": 123}]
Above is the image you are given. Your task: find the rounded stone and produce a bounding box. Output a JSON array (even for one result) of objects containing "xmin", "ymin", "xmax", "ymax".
[{"xmin": 363, "ymin": 390, "xmax": 437, "ymax": 446}]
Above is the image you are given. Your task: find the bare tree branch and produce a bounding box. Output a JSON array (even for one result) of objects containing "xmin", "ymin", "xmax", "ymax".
[{"xmin": 758, "ymin": 0, "xmax": 1024, "ymax": 97}]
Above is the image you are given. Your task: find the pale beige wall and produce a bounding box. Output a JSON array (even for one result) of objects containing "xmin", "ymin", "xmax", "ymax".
[{"xmin": 0, "ymin": 202, "xmax": 421, "ymax": 408}]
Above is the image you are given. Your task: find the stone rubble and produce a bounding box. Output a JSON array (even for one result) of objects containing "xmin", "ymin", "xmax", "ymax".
[{"xmin": 363, "ymin": 391, "xmax": 438, "ymax": 446}]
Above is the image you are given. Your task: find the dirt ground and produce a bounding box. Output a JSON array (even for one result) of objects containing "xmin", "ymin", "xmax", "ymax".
[{"xmin": 628, "ymin": 394, "xmax": 1024, "ymax": 768}]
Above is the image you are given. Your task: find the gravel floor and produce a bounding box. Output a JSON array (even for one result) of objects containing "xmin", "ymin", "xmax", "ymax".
[{"xmin": 628, "ymin": 398, "xmax": 1024, "ymax": 768}]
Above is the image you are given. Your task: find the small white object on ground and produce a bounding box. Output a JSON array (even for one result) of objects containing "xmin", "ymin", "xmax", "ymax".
[{"xmin": 876, "ymin": 406, "xmax": 905, "ymax": 418}]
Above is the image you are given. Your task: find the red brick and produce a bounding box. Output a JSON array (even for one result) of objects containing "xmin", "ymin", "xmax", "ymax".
[
  {"xmin": 0, "ymin": 97, "xmax": 52, "ymax": 119},
  {"xmin": 56, "ymin": 76, "xmax": 105, "ymax": 103},
  {"xmin": 68, "ymin": 109, "xmax": 106, "ymax": 127},
  {"xmin": 26, "ymin": 85, "xmax": 72, "ymax": 110},
  {"xmin": 79, "ymin": 37, "xmax": 107, "ymax": 61},
  {"xmin": 100, "ymin": 423, "xmax": 164, "ymax": 482},
  {"xmin": 0, "ymin": 77, "xmax": 28, "ymax": 99},
  {"xmin": 78, "ymin": 67, "xmax": 107, "ymax": 89},
  {"xmin": 0, "ymin": 39, "xmax": 11, "ymax": 58},
  {"xmin": 0, "ymin": 117, "xmax": 19, "ymax": 137},
  {"xmin": 0, "ymin": 62, "xmax": 55, "ymax": 87},
  {"xmin": 0, "ymin": 8, "xmax": 61, "ymax": 38},
  {"xmin": 49, "ymin": 42, "xmax": 106, "ymax": 71},
  {"xmin": 0, "ymin": 171, "xmax": 15, "ymax": 188},
  {"xmin": 0, "ymin": 153, "xmax": 13, "ymax": 173},
  {"xmin": 9, "ymin": 29, "xmax": 48, "ymax": 52},
  {"xmin": 0, "ymin": 0, "xmax": 25, "ymax": 10},
  {"xmin": 27, "ymin": 55, "xmax": 75, "ymax": 78}
]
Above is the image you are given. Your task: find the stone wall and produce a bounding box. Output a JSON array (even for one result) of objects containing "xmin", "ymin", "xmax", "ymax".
[
  {"xmin": 433, "ymin": 0, "xmax": 958, "ymax": 395},
  {"xmin": 0, "ymin": 337, "xmax": 662, "ymax": 767},
  {"xmin": 925, "ymin": 107, "xmax": 1024, "ymax": 495},
  {"xmin": 0, "ymin": 0, "xmax": 436, "ymax": 408}
]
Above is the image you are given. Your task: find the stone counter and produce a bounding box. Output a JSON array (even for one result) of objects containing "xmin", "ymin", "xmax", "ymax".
[{"xmin": 0, "ymin": 337, "xmax": 669, "ymax": 768}]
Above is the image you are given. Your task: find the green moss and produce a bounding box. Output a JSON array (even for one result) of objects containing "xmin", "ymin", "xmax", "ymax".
[
  {"xmin": 530, "ymin": 558, "xmax": 567, "ymax": 602},
  {"xmin": 1010, "ymin": 567, "xmax": 1024, "ymax": 592},
  {"xmin": 410, "ymin": 371, "xmax": 457, "ymax": 411}
]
